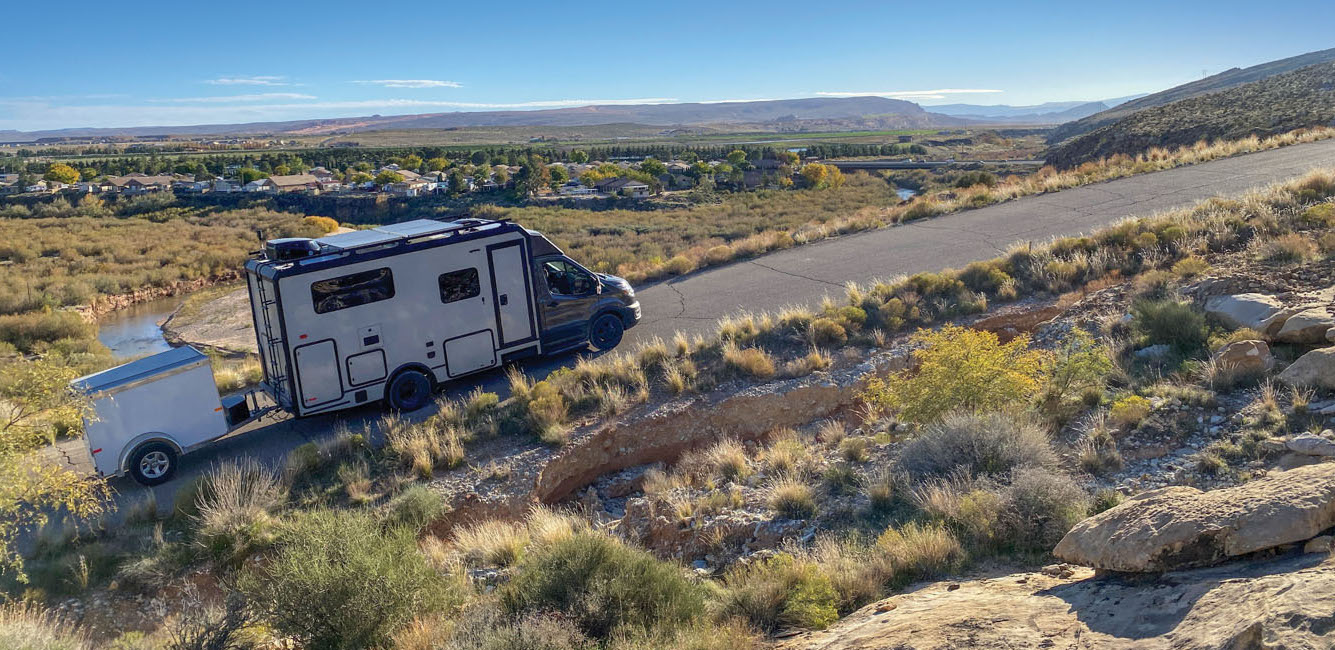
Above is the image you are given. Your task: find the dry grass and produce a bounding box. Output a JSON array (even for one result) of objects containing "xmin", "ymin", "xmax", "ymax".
[
  {"xmin": 762, "ymin": 430, "xmax": 811, "ymax": 476},
  {"xmin": 722, "ymin": 342, "xmax": 776, "ymax": 379},
  {"xmin": 0, "ymin": 603, "xmax": 92, "ymax": 650},
  {"xmin": 452, "ymin": 520, "xmax": 528, "ymax": 568},
  {"xmin": 875, "ymin": 521, "xmax": 964, "ymax": 582},
  {"xmin": 766, "ymin": 475, "xmax": 817, "ymax": 519}
]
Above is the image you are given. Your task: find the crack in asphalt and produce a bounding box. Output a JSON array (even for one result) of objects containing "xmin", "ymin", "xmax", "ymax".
[
  {"xmin": 903, "ymin": 220, "xmax": 1011, "ymax": 256},
  {"xmin": 747, "ymin": 259, "xmax": 846, "ymax": 288},
  {"xmin": 666, "ymin": 282, "xmax": 688, "ymax": 318}
]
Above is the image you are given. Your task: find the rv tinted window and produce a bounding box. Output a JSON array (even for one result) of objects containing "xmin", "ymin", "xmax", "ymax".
[
  {"xmin": 311, "ymin": 268, "xmax": 395, "ymax": 314},
  {"xmin": 439, "ymin": 268, "xmax": 481, "ymax": 303}
]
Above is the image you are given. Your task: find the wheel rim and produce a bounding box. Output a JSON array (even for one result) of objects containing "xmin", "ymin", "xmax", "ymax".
[
  {"xmin": 393, "ymin": 373, "xmax": 429, "ymax": 409},
  {"xmin": 140, "ymin": 451, "xmax": 170, "ymax": 479},
  {"xmin": 593, "ymin": 316, "xmax": 621, "ymax": 347}
]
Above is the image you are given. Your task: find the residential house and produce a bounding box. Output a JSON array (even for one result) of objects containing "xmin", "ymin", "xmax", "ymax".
[
  {"xmin": 318, "ymin": 180, "xmax": 346, "ymax": 193},
  {"xmin": 388, "ymin": 179, "xmax": 430, "ymax": 197},
  {"xmin": 309, "ymin": 166, "xmax": 335, "ymax": 182},
  {"xmin": 108, "ymin": 173, "xmax": 177, "ymax": 194},
  {"xmin": 0, "ymin": 174, "xmax": 19, "ymax": 195},
  {"xmin": 243, "ymin": 179, "xmax": 276, "ymax": 193},
  {"xmin": 268, "ymin": 174, "xmax": 321, "ymax": 193},
  {"xmin": 595, "ymin": 177, "xmax": 650, "ymax": 198},
  {"xmin": 557, "ymin": 181, "xmax": 596, "ymax": 196},
  {"xmin": 212, "ymin": 179, "xmax": 238, "ymax": 193}
]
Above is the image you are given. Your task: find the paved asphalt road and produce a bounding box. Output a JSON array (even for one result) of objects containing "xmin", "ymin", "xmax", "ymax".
[{"xmin": 97, "ymin": 138, "xmax": 1335, "ymax": 515}]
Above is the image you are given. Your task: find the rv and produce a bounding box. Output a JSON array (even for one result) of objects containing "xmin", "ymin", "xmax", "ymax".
[
  {"xmin": 73, "ymin": 217, "xmax": 639, "ymax": 485},
  {"xmin": 245, "ymin": 217, "xmax": 640, "ymax": 417}
]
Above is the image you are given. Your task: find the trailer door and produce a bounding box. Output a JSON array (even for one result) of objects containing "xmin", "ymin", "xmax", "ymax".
[
  {"xmin": 487, "ymin": 242, "xmax": 536, "ymax": 346},
  {"xmin": 293, "ymin": 340, "xmax": 342, "ymax": 409}
]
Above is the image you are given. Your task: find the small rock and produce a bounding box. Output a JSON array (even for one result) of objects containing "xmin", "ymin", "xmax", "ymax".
[
  {"xmin": 1304, "ymin": 536, "xmax": 1334, "ymax": 554},
  {"xmin": 1213, "ymin": 340, "xmax": 1275, "ymax": 375},
  {"xmin": 946, "ymin": 583, "xmax": 961, "ymax": 591},
  {"xmin": 1275, "ymin": 307, "xmax": 1335, "ymax": 344},
  {"xmin": 1279, "ymin": 348, "xmax": 1335, "ymax": 391},
  {"xmin": 876, "ymin": 602, "xmax": 898, "ymax": 613},
  {"xmin": 1286, "ymin": 433, "xmax": 1335, "ymax": 457},
  {"xmin": 1135, "ymin": 344, "xmax": 1172, "ymax": 359}
]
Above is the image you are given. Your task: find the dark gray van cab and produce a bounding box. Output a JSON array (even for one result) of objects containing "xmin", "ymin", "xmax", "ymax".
[{"xmin": 526, "ymin": 229, "xmax": 640, "ymax": 352}]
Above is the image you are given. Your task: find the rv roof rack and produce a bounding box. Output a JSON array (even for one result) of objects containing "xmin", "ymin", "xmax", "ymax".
[{"xmin": 260, "ymin": 217, "xmax": 514, "ymax": 263}]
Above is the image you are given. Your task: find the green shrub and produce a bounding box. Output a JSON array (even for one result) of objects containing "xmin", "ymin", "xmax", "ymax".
[
  {"xmin": 717, "ymin": 553, "xmax": 839, "ymax": 632},
  {"xmin": 767, "ymin": 476, "xmax": 817, "ymax": 519},
  {"xmin": 896, "ymin": 412, "xmax": 1055, "ymax": 478},
  {"xmin": 1109, "ymin": 395, "xmax": 1151, "ymax": 428},
  {"xmin": 863, "ymin": 326, "xmax": 1048, "ymax": 423},
  {"xmin": 502, "ymin": 532, "xmax": 705, "ymax": 640},
  {"xmin": 808, "ymin": 318, "xmax": 847, "ymax": 346},
  {"xmin": 239, "ymin": 509, "xmax": 460, "ymax": 650},
  {"xmin": 1131, "ymin": 298, "xmax": 1207, "ymax": 351},
  {"xmin": 875, "ymin": 521, "xmax": 964, "ymax": 585},
  {"xmin": 193, "ymin": 459, "xmax": 284, "ymax": 570},
  {"xmin": 384, "ymin": 485, "xmax": 445, "ymax": 532}
]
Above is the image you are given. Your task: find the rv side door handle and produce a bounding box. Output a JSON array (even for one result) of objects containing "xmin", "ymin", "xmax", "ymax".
[{"xmin": 499, "ymin": 294, "xmax": 508, "ymax": 306}]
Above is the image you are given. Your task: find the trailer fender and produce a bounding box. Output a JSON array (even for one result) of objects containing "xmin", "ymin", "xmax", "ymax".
[
  {"xmin": 384, "ymin": 363, "xmax": 438, "ymax": 411},
  {"xmin": 118, "ymin": 432, "xmax": 185, "ymax": 474}
]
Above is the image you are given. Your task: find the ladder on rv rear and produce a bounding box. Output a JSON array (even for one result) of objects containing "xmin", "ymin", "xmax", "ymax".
[{"xmin": 253, "ymin": 275, "xmax": 291, "ymax": 408}]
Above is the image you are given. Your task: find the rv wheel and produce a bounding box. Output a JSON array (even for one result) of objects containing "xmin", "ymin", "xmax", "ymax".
[
  {"xmin": 129, "ymin": 441, "xmax": 177, "ymax": 486},
  {"xmin": 387, "ymin": 369, "xmax": 433, "ymax": 411},
  {"xmin": 590, "ymin": 313, "xmax": 625, "ymax": 351}
]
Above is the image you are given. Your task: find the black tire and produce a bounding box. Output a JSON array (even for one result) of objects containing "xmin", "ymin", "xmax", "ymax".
[
  {"xmin": 589, "ymin": 312, "xmax": 625, "ymax": 351},
  {"xmin": 386, "ymin": 369, "xmax": 433, "ymax": 411},
  {"xmin": 129, "ymin": 441, "xmax": 177, "ymax": 486}
]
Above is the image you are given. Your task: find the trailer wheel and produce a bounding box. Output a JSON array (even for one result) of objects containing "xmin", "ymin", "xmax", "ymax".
[
  {"xmin": 386, "ymin": 369, "xmax": 433, "ymax": 412},
  {"xmin": 589, "ymin": 312, "xmax": 625, "ymax": 351},
  {"xmin": 129, "ymin": 441, "xmax": 177, "ymax": 486}
]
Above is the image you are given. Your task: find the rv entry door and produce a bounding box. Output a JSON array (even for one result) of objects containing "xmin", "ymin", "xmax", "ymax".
[
  {"xmin": 294, "ymin": 340, "xmax": 341, "ymax": 409},
  {"xmin": 487, "ymin": 242, "xmax": 535, "ymax": 346}
]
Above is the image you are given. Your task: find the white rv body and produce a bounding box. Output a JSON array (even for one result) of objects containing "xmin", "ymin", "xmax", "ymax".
[{"xmin": 246, "ymin": 219, "xmax": 543, "ymax": 417}]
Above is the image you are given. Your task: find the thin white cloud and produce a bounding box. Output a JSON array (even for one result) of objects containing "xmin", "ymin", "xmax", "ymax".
[
  {"xmin": 151, "ymin": 93, "xmax": 316, "ymax": 103},
  {"xmin": 205, "ymin": 76, "xmax": 289, "ymax": 86},
  {"xmin": 695, "ymin": 98, "xmax": 785, "ymax": 104},
  {"xmin": 354, "ymin": 79, "xmax": 463, "ymax": 89},
  {"xmin": 816, "ymin": 89, "xmax": 1003, "ymax": 98}
]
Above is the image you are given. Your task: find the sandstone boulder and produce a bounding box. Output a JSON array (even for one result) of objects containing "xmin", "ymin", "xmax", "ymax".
[
  {"xmin": 1287, "ymin": 433, "xmax": 1335, "ymax": 457},
  {"xmin": 1278, "ymin": 347, "xmax": 1335, "ymax": 390},
  {"xmin": 1211, "ymin": 340, "xmax": 1273, "ymax": 374},
  {"xmin": 1053, "ymin": 463, "xmax": 1335, "ymax": 572},
  {"xmin": 1203, "ymin": 293, "xmax": 1285, "ymax": 333},
  {"xmin": 1274, "ymin": 306, "xmax": 1335, "ymax": 344}
]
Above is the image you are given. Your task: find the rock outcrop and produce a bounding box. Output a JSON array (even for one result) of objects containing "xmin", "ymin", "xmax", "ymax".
[
  {"xmin": 1053, "ymin": 463, "xmax": 1335, "ymax": 572},
  {"xmin": 1279, "ymin": 347, "xmax": 1335, "ymax": 390},
  {"xmin": 781, "ymin": 553, "xmax": 1335, "ymax": 650},
  {"xmin": 1203, "ymin": 293, "xmax": 1287, "ymax": 334},
  {"xmin": 1275, "ymin": 306, "xmax": 1335, "ymax": 344}
]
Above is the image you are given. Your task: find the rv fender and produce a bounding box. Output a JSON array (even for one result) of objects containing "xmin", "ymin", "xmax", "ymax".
[
  {"xmin": 119, "ymin": 433, "xmax": 185, "ymax": 474},
  {"xmin": 384, "ymin": 363, "xmax": 437, "ymax": 411}
]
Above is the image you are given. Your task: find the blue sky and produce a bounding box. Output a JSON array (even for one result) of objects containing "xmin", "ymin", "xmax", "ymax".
[{"xmin": 3, "ymin": 0, "xmax": 1333, "ymax": 132}]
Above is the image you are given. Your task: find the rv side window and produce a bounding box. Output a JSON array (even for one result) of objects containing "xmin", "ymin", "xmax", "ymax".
[
  {"xmin": 311, "ymin": 268, "xmax": 395, "ymax": 314},
  {"xmin": 438, "ymin": 268, "xmax": 481, "ymax": 303}
]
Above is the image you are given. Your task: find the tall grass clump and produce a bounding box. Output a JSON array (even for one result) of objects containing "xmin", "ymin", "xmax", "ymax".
[
  {"xmin": 896, "ymin": 412, "xmax": 1056, "ymax": 478},
  {"xmin": 0, "ymin": 603, "xmax": 91, "ymax": 650},
  {"xmin": 193, "ymin": 458, "xmax": 284, "ymax": 569},
  {"xmin": 717, "ymin": 553, "xmax": 839, "ymax": 632}
]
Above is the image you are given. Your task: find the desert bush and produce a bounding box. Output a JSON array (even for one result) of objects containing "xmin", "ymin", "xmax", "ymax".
[
  {"xmin": 240, "ymin": 509, "xmax": 460, "ymax": 650},
  {"xmin": 761, "ymin": 430, "xmax": 810, "ymax": 476},
  {"xmin": 698, "ymin": 438, "xmax": 751, "ymax": 482},
  {"xmin": 440, "ymin": 609, "xmax": 594, "ymax": 650},
  {"xmin": 384, "ymin": 486, "xmax": 445, "ymax": 533},
  {"xmin": 502, "ymin": 532, "xmax": 705, "ymax": 640},
  {"xmin": 863, "ymin": 326, "xmax": 1048, "ymax": 423},
  {"xmin": 1170, "ymin": 256, "xmax": 1210, "ymax": 277},
  {"xmin": 807, "ymin": 318, "xmax": 847, "ymax": 347},
  {"xmin": 1256, "ymin": 233, "xmax": 1316, "ymax": 263},
  {"xmin": 896, "ymin": 412, "xmax": 1055, "ymax": 478},
  {"xmin": 767, "ymin": 475, "xmax": 817, "ymax": 519},
  {"xmin": 1109, "ymin": 395, "xmax": 1151, "ymax": 428},
  {"xmin": 998, "ymin": 468, "xmax": 1090, "ymax": 552},
  {"xmin": 193, "ymin": 459, "xmax": 284, "ymax": 569},
  {"xmin": 838, "ymin": 436, "xmax": 870, "ymax": 463},
  {"xmin": 1131, "ymin": 298, "xmax": 1207, "ymax": 351},
  {"xmin": 721, "ymin": 342, "xmax": 776, "ymax": 379},
  {"xmin": 717, "ymin": 553, "xmax": 839, "ymax": 632}
]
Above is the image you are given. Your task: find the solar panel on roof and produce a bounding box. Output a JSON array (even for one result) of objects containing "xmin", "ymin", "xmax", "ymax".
[
  {"xmin": 316, "ymin": 229, "xmax": 400, "ymax": 250},
  {"xmin": 376, "ymin": 219, "xmax": 460, "ymax": 237}
]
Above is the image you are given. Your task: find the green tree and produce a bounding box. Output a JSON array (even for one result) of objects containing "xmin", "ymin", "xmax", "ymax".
[
  {"xmin": 515, "ymin": 155, "xmax": 552, "ymax": 197},
  {"xmin": 374, "ymin": 170, "xmax": 404, "ymax": 186},
  {"xmin": 239, "ymin": 168, "xmax": 267, "ymax": 184},
  {"xmin": 43, "ymin": 163, "xmax": 79, "ymax": 185},
  {"xmin": 0, "ymin": 357, "xmax": 111, "ymax": 578},
  {"xmin": 272, "ymin": 164, "xmax": 291, "ymax": 176},
  {"xmin": 548, "ymin": 164, "xmax": 569, "ymax": 185},
  {"xmin": 781, "ymin": 151, "xmax": 800, "ymax": 165},
  {"xmin": 401, "ymin": 154, "xmax": 423, "ymax": 171},
  {"xmin": 801, "ymin": 163, "xmax": 829, "ymax": 188},
  {"xmin": 470, "ymin": 150, "xmax": 488, "ymax": 165},
  {"xmin": 639, "ymin": 157, "xmax": 667, "ymax": 177},
  {"xmin": 352, "ymin": 161, "xmax": 373, "ymax": 173},
  {"xmin": 727, "ymin": 149, "xmax": 748, "ymax": 166},
  {"xmin": 569, "ymin": 149, "xmax": 589, "ymax": 164},
  {"xmin": 425, "ymin": 157, "xmax": 448, "ymax": 172},
  {"xmin": 78, "ymin": 167, "xmax": 99, "ymax": 182},
  {"xmin": 448, "ymin": 169, "xmax": 468, "ymax": 195},
  {"xmin": 350, "ymin": 172, "xmax": 374, "ymax": 184},
  {"xmin": 679, "ymin": 151, "xmax": 699, "ymax": 164}
]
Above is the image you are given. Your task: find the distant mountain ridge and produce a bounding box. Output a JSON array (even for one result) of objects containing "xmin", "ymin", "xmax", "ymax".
[
  {"xmin": 1049, "ymin": 47, "xmax": 1335, "ymax": 143},
  {"xmin": 1, "ymin": 96, "xmax": 971, "ymax": 141},
  {"xmin": 926, "ymin": 96, "xmax": 1144, "ymax": 123},
  {"xmin": 1046, "ymin": 60, "xmax": 1335, "ymax": 168}
]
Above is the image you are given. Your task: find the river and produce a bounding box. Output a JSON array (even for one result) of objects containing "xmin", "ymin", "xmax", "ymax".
[{"xmin": 96, "ymin": 296, "xmax": 183, "ymax": 359}]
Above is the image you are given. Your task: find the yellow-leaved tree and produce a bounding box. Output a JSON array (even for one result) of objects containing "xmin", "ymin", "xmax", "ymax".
[
  {"xmin": 0, "ymin": 357, "xmax": 111, "ymax": 579},
  {"xmin": 864, "ymin": 325, "xmax": 1049, "ymax": 423}
]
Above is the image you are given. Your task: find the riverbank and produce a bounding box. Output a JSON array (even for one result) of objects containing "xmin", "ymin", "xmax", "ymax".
[{"xmin": 160, "ymin": 282, "xmax": 256, "ymax": 354}]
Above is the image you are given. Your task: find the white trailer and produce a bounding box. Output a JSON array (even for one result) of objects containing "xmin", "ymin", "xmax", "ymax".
[{"xmin": 72, "ymin": 346, "xmax": 263, "ymax": 485}]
